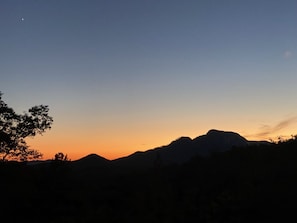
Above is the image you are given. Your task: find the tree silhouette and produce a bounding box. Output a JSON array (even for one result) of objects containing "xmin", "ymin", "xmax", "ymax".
[
  {"xmin": 0, "ymin": 92, "xmax": 53, "ymax": 161},
  {"xmin": 54, "ymin": 152, "xmax": 70, "ymax": 161}
]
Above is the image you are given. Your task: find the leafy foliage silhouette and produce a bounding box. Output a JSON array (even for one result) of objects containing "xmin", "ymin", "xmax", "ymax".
[
  {"xmin": 54, "ymin": 152, "xmax": 70, "ymax": 162},
  {"xmin": 0, "ymin": 91, "xmax": 53, "ymax": 161}
]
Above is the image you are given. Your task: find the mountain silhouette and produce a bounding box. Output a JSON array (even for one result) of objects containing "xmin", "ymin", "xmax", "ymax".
[
  {"xmin": 73, "ymin": 153, "xmax": 110, "ymax": 166},
  {"xmin": 112, "ymin": 129, "xmax": 268, "ymax": 168},
  {"xmin": 71, "ymin": 153, "xmax": 111, "ymax": 170},
  {"xmin": 27, "ymin": 129, "xmax": 271, "ymax": 170}
]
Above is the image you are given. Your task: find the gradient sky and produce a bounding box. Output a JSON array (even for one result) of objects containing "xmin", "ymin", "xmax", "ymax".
[{"xmin": 1, "ymin": 0, "xmax": 297, "ymax": 161}]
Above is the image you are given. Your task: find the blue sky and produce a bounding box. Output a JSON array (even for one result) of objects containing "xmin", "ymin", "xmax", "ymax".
[{"xmin": 1, "ymin": 0, "xmax": 297, "ymax": 160}]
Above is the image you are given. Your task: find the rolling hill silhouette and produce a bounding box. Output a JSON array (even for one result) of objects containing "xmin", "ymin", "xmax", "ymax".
[
  {"xmin": 111, "ymin": 129, "xmax": 256, "ymax": 168},
  {"xmin": 70, "ymin": 129, "xmax": 270, "ymax": 170},
  {"xmin": 28, "ymin": 129, "xmax": 270, "ymax": 170},
  {"xmin": 69, "ymin": 153, "xmax": 112, "ymax": 177},
  {"xmin": 72, "ymin": 153, "xmax": 110, "ymax": 168}
]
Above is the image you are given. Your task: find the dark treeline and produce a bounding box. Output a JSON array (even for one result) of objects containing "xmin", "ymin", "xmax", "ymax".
[{"xmin": 2, "ymin": 137, "xmax": 297, "ymax": 222}]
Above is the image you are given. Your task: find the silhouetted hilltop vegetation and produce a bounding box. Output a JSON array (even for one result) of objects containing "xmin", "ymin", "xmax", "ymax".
[{"xmin": 1, "ymin": 131, "xmax": 297, "ymax": 222}]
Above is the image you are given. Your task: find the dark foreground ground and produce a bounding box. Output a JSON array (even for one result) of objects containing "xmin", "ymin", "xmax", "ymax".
[{"xmin": 2, "ymin": 138, "xmax": 297, "ymax": 223}]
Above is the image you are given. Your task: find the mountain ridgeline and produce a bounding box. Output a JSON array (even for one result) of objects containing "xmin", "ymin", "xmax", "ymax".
[{"xmin": 75, "ymin": 129, "xmax": 270, "ymax": 169}]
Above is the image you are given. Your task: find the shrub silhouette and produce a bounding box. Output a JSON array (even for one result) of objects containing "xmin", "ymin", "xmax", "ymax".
[{"xmin": 54, "ymin": 152, "xmax": 70, "ymax": 162}]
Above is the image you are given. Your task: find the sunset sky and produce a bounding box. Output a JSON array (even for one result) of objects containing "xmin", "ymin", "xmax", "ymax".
[{"xmin": 1, "ymin": 0, "xmax": 297, "ymax": 161}]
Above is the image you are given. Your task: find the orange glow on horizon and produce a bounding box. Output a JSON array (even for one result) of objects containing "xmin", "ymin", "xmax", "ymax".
[
  {"xmin": 25, "ymin": 125, "xmax": 297, "ymax": 162},
  {"xmin": 24, "ymin": 114, "xmax": 297, "ymax": 161}
]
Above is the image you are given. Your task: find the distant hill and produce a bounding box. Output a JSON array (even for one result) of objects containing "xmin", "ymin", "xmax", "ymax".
[
  {"xmin": 26, "ymin": 129, "xmax": 271, "ymax": 170},
  {"xmin": 111, "ymin": 129, "xmax": 271, "ymax": 168},
  {"xmin": 71, "ymin": 153, "xmax": 111, "ymax": 170}
]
